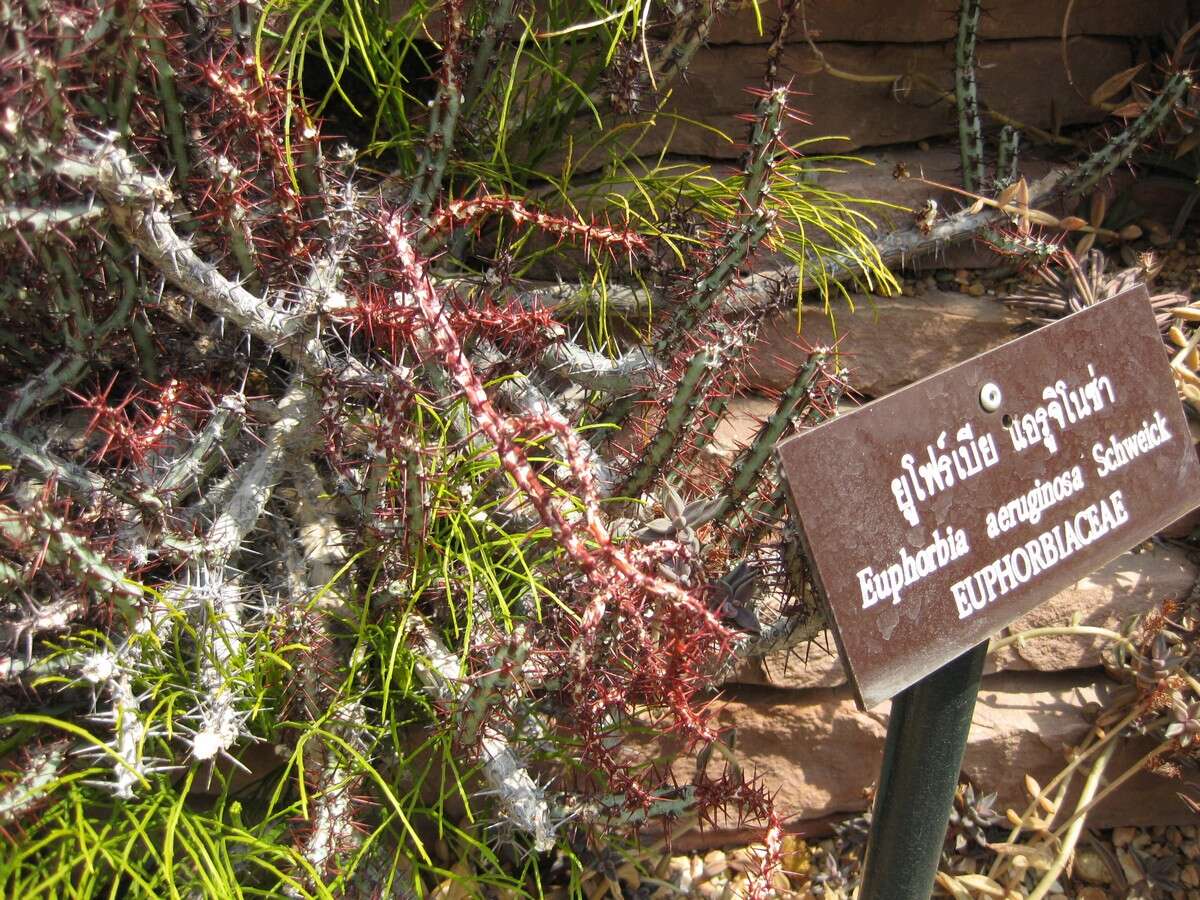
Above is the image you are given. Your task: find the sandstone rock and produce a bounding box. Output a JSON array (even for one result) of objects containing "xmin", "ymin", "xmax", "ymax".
[
  {"xmin": 726, "ymin": 633, "xmax": 848, "ymax": 690},
  {"xmin": 642, "ymin": 38, "xmax": 1132, "ymax": 156},
  {"xmin": 671, "ymin": 671, "xmax": 1196, "ymax": 845},
  {"xmin": 706, "ymin": 0, "xmax": 1183, "ymax": 44},
  {"xmin": 748, "ymin": 289, "xmax": 1020, "ymax": 399},
  {"xmin": 988, "ymin": 544, "xmax": 1197, "ymax": 673}
]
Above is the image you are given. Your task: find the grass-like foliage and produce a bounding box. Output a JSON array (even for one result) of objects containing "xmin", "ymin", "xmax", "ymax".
[{"xmin": 0, "ymin": 0, "xmax": 901, "ymax": 895}]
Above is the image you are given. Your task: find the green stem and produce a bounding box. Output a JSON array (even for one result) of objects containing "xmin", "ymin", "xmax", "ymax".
[
  {"xmin": 1056, "ymin": 72, "xmax": 1192, "ymax": 198},
  {"xmin": 1048, "ymin": 737, "xmax": 1174, "ymax": 839},
  {"xmin": 955, "ymin": 0, "xmax": 984, "ymax": 191},
  {"xmin": 1026, "ymin": 738, "xmax": 1117, "ymax": 900},
  {"xmin": 995, "ymin": 125, "xmax": 1020, "ymax": 187},
  {"xmin": 147, "ymin": 19, "xmax": 189, "ymax": 184},
  {"xmin": 616, "ymin": 344, "xmax": 720, "ymax": 499},
  {"xmin": 717, "ymin": 352, "xmax": 827, "ymax": 519},
  {"xmin": 459, "ymin": 0, "xmax": 516, "ymax": 119}
]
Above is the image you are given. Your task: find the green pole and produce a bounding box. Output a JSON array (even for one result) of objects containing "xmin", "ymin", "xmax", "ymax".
[{"xmin": 858, "ymin": 641, "xmax": 988, "ymax": 900}]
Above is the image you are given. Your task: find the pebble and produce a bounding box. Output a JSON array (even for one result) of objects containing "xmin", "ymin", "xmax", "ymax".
[
  {"xmin": 668, "ymin": 854, "xmax": 700, "ymax": 893},
  {"xmin": 656, "ymin": 820, "xmax": 1200, "ymax": 898},
  {"xmin": 1113, "ymin": 826, "xmax": 1137, "ymax": 847},
  {"xmin": 1184, "ymin": 863, "xmax": 1200, "ymax": 888},
  {"xmin": 1117, "ymin": 847, "xmax": 1144, "ymax": 885},
  {"xmin": 702, "ymin": 849, "xmax": 727, "ymax": 880},
  {"xmin": 1073, "ymin": 847, "xmax": 1112, "ymax": 884}
]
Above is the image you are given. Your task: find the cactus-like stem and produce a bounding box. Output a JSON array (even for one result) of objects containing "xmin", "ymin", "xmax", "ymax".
[
  {"xmin": 588, "ymin": 84, "xmax": 787, "ymax": 458},
  {"xmin": 653, "ymin": 1, "xmax": 720, "ymax": 85},
  {"xmin": 294, "ymin": 459, "xmax": 349, "ymax": 604},
  {"xmin": 616, "ymin": 344, "xmax": 720, "ymax": 499},
  {"xmin": 78, "ymin": 141, "xmax": 386, "ymax": 387},
  {"xmin": 537, "ymin": 341, "xmax": 657, "ymax": 394},
  {"xmin": 283, "ymin": 463, "xmax": 369, "ymax": 888},
  {"xmin": 194, "ymin": 150, "xmax": 262, "ymax": 293},
  {"xmin": 3, "ymin": 352, "xmax": 89, "ymax": 427},
  {"xmin": 205, "ymin": 373, "xmax": 315, "ymax": 563},
  {"xmin": 742, "ymin": 88, "xmax": 788, "ymax": 216},
  {"xmin": 726, "ymin": 370, "xmax": 843, "ymax": 554},
  {"xmin": 516, "ymin": 165, "xmax": 1060, "ymax": 317},
  {"xmin": 146, "ymin": 16, "xmax": 189, "ymax": 184},
  {"xmin": 779, "ymin": 528, "xmax": 826, "ymax": 637},
  {"xmin": 595, "ymin": 197, "xmax": 772, "ymax": 436},
  {"xmin": 0, "ymin": 741, "xmax": 67, "ymax": 826},
  {"xmin": 183, "ymin": 567, "xmax": 247, "ymax": 763},
  {"xmin": 1056, "ymin": 72, "xmax": 1193, "ymax": 198},
  {"xmin": 652, "ymin": 87, "xmax": 787, "ymax": 359},
  {"xmin": 0, "ymin": 502, "xmax": 141, "ymax": 623},
  {"xmin": 398, "ymin": 442, "xmax": 427, "ymax": 563},
  {"xmin": 407, "ymin": 615, "xmax": 554, "ymax": 851},
  {"xmin": 474, "ymin": 339, "xmax": 613, "ymax": 493},
  {"xmin": 716, "ymin": 351, "xmax": 828, "ymax": 520},
  {"xmin": 725, "ymin": 485, "xmax": 787, "ymax": 560},
  {"xmin": 171, "ymin": 376, "xmax": 313, "ymax": 763},
  {"xmin": 460, "ymin": 626, "xmax": 530, "ymax": 746},
  {"xmin": 156, "ymin": 394, "xmax": 246, "ymax": 498},
  {"xmin": 0, "ymin": 204, "xmax": 104, "ymax": 233},
  {"xmin": 691, "ymin": 389, "xmax": 731, "ymax": 455},
  {"xmin": 720, "ymin": 531, "xmax": 827, "ymax": 676},
  {"xmin": 0, "ymin": 428, "xmax": 105, "ymax": 502},
  {"xmin": 621, "ymin": 319, "xmax": 758, "ymax": 499},
  {"xmin": 460, "ymin": 0, "xmax": 517, "ymax": 119},
  {"xmin": 86, "ymin": 144, "xmax": 287, "ymax": 334},
  {"xmin": 408, "ymin": 7, "xmax": 465, "ymax": 221},
  {"xmin": 728, "ymin": 589, "xmax": 826, "ymax": 664},
  {"xmin": 980, "ymin": 227, "xmax": 1064, "ymax": 264},
  {"xmin": 955, "ymin": 0, "xmax": 984, "ymax": 192},
  {"xmin": 80, "ymin": 654, "xmax": 149, "ymax": 799},
  {"xmin": 0, "ymin": 594, "xmax": 84, "ymax": 661},
  {"xmin": 764, "ymin": 0, "xmax": 802, "ymax": 86},
  {"xmin": 295, "ymin": 699, "xmax": 369, "ymax": 887},
  {"xmin": 995, "ymin": 125, "xmax": 1020, "ymax": 188},
  {"xmin": 300, "ymin": 172, "xmax": 357, "ymax": 314}
]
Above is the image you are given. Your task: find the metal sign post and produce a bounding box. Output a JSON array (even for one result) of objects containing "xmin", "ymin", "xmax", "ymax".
[
  {"xmin": 775, "ymin": 285, "xmax": 1200, "ymax": 900},
  {"xmin": 858, "ymin": 642, "xmax": 987, "ymax": 900}
]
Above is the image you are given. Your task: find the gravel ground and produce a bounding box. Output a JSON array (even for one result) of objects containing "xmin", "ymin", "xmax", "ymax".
[{"xmin": 647, "ymin": 822, "xmax": 1200, "ymax": 898}]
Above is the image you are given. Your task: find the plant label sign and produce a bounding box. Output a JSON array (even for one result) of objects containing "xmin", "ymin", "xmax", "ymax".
[{"xmin": 776, "ymin": 285, "xmax": 1200, "ymax": 709}]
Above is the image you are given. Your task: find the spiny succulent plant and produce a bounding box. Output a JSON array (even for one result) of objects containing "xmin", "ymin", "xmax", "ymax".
[
  {"xmin": 946, "ymin": 782, "xmax": 1001, "ymax": 854},
  {"xmin": 0, "ymin": 0, "xmax": 897, "ymax": 895}
]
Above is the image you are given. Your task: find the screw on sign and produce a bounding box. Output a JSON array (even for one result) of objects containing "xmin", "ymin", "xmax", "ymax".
[{"xmin": 774, "ymin": 285, "xmax": 1200, "ymax": 900}]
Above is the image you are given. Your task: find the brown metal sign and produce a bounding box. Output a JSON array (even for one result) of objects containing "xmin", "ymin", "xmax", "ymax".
[{"xmin": 776, "ymin": 285, "xmax": 1200, "ymax": 709}]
